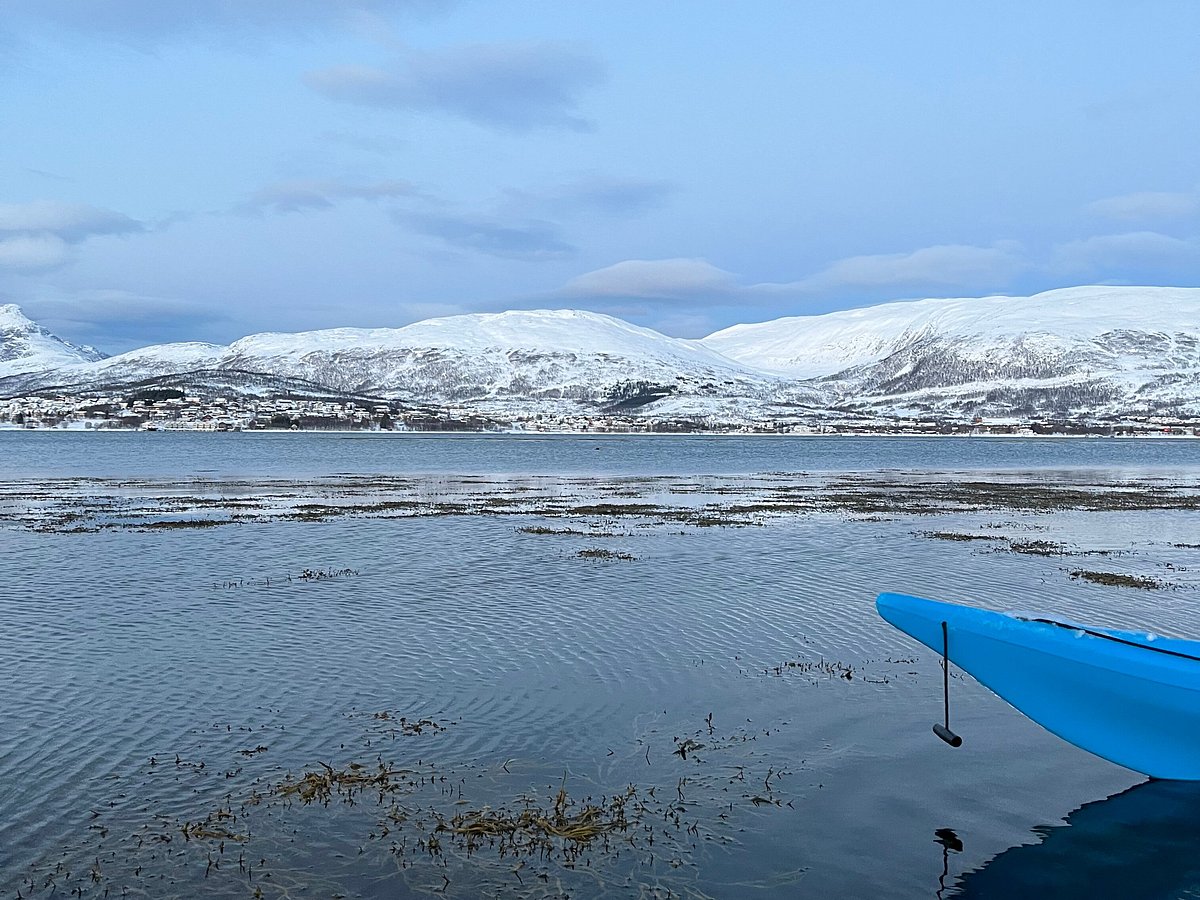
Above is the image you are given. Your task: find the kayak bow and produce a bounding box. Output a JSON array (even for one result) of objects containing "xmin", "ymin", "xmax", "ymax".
[{"xmin": 877, "ymin": 592, "xmax": 1200, "ymax": 781}]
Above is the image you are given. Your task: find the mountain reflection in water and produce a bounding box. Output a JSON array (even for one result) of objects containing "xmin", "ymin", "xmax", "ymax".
[{"xmin": 950, "ymin": 780, "xmax": 1200, "ymax": 899}]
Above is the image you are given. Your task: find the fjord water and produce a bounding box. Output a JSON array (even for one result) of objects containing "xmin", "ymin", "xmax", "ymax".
[
  {"xmin": 5, "ymin": 429, "xmax": 1200, "ymax": 478},
  {"xmin": 3, "ymin": 433, "xmax": 1200, "ymax": 898}
]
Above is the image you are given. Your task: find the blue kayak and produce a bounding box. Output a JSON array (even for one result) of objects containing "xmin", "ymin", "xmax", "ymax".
[{"xmin": 876, "ymin": 592, "xmax": 1200, "ymax": 781}]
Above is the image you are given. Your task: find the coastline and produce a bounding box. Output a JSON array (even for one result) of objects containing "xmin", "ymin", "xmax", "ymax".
[{"xmin": 1, "ymin": 424, "xmax": 1197, "ymax": 439}]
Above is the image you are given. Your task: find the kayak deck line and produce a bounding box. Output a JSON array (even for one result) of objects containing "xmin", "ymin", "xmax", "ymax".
[{"xmin": 1018, "ymin": 616, "xmax": 1200, "ymax": 663}]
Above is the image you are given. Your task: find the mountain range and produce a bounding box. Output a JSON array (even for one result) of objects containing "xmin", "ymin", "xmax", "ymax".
[{"xmin": 2, "ymin": 286, "xmax": 1198, "ymax": 421}]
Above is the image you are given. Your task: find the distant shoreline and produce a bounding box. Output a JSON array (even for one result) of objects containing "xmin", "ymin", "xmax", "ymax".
[{"xmin": 1, "ymin": 424, "xmax": 1196, "ymax": 440}]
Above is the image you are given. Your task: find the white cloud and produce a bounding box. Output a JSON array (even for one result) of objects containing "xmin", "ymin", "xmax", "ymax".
[
  {"xmin": 1052, "ymin": 230, "xmax": 1200, "ymax": 274},
  {"xmin": 20, "ymin": 289, "xmax": 231, "ymax": 352},
  {"xmin": 398, "ymin": 210, "xmax": 574, "ymax": 259},
  {"xmin": 503, "ymin": 176, "xmax": 674, "ymax": 218},
  {"xmin": 235, "ymin": 178, "xmax": 418, "ymax": 215},
  {"xmin": 1087, "ymin": 191, "xmax": 1200, "ymax": 223},
  {"xmin": 0, "ymin": 234, "xmax": 70, "ymax": 272},
  {"xmin": 560, "ymin": 258, "xmax": 737, "ymax": 299},
  {"xmin": 0, "ymin": 201, "xmax": 142, "ymax": 242},
  {"xmin": 27, "ymin": 289, "xmax": 213, "ymax": 323},
  {"xmin": 0, "ymin": 201, "xmax": 143, "ymax": 272},
  {"xmin": 783, "ymin": 242, "xmax": 1026, "ymax": 293},
  {"xmin": 552, "ymin": 246, "xmax": 1027, "ymax": 313},
  {"xmin": 306, "ymin": 41, "xmax": 604, "ymax": 132}
]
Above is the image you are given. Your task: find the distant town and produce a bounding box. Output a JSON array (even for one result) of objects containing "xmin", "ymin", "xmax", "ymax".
[{"xmin": 2, "ymin": 388, "xmax": 1198, "ymax": 437}]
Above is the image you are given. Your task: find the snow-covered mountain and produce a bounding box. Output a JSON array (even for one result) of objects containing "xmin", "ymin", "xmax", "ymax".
[
  {"xmin": 215, "ymin": 309, "xmax": 766, "ymax": 400},
  {"xmin": 0, "ymin": 304, "xmax": 106, "ymax": 378},
  {"xmin": 703, "ymin": 287, "xmax": 1200, "ymax": 419},
  {"xmin": 0, "ymin": 308, "xmax": 808, "ymax": 414},
  {"xmin": 3, "ymin": 287, "xmax": 1199, "ymax": 421}
]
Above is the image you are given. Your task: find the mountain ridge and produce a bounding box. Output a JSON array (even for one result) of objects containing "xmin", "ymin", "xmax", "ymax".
[
  {"xmin": 3, "ymin": 286, "xmax": 1199, "ymax": 421},
  {"xmin": 0, "ymin": 303, "xmax": 107, "ymax": 378}
]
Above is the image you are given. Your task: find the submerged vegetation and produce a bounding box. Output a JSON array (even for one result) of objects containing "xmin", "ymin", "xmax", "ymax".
[
  {"xmin": 5, "ymin": 472, "xmax": 1197, "ymax": 597},
  {"xmin": 1069, "ymin": 570, "xmax": 1165, "ymax": 590},
  {"xmin": 7, "ymin": 471, "xmax": 1200, "ymax": 536},
  {"xmin": 914, "ymin": 528, "xmax": 1186, "ymax": 590},
  {"xmin": 576, "ymin": 547, "xmax": 637, "ymax": 561},
  {"xmin": 8, "ymin": 704, "xmax": 816, "ymax": 898},
  {"xmin": 5, "ymin": 466, "xmax": 1199, "ymax": 896}
]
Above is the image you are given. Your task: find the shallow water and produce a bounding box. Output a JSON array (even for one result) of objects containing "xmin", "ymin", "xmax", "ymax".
[{"xmin": 2, "ymin": 434, "xmax": 1200, "ymax": 898}]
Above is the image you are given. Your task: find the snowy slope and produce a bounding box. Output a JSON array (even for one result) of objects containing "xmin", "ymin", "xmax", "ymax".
[
  {"xmin": 228, "ymin": 309, "xmax": 729, "ymax": 360},
  {"xmin": 702, "ymin": 287, "xmax": 1200, "ymax": 418},
  {"xmin": 214, "ymin": 308, "xmax": 773, "ymax": 402},
  {"xmin": 702, "ymin": 287, "xmax": 1200, "ymax": 377},
  {"xmin": 0, "ymin": 304, "xmax": 106, "ymax": 378},
  {"xmin": 2, "ymin": 308, "xmax": 786, "ymax": 408}
]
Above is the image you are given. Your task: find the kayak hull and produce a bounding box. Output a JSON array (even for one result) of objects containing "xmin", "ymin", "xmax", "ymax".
[{"xmin": 876, "ymin": 592, "xmax": 1200, "ymax": 781}]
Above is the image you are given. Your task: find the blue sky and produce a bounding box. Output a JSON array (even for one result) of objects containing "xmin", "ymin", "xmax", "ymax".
[{"xmin": 2, "ymin": 1, "xmax": 1199, "ymax": 352}]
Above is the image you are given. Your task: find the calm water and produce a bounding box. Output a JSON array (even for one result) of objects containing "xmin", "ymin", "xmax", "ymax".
[
  {"xmin": 2, "ymin": 433, "xmax": 1200, "ymax": 898},
  {"xmin": 5, "ymin": 430, "xmax": 1200, "ymax": 478}
]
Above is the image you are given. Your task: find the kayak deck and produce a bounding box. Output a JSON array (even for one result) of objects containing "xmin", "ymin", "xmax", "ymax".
[{"xmin": 1008, "ymin": 611, "xmax": 1200, "ymax": 662}]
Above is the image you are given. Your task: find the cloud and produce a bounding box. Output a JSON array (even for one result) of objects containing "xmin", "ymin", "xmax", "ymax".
[
  {"xmin": 0, "ymin": 201, "xmax": 143, "ymax": 242},
  {"xmin": 0, "ymin": 234, "xmax": 70, "ymax": 273},
  {"xmin": 1087, "ymin": 191, "xmax": 1200, "ymax": 223},
  {"xmin": 235, "ymin": 178, "xmax": 418, "ymax": 215},
  {"xmin": 306, "ymin": 41, "xmax": 604, "ymax": 132},
  {"xmin": 6, "ymin": 1, "xmax": 451, "ymax": 42},
  {"xmin": 389, "ymin": 174, "xmax": 666, "ymax": 263},
  {"xmin": 561, "ymin": 258, "xmax": 737, "ymax": 300},
  {"xmin": 0, "ymin": 201, "xmax": 144, "ymax": 273},
  {"xmin": 22, "ymin": 290, "xmax": 231, "ymax": 353},
  {"xmin": 783, "ymin": 242, "xmax": 1026, "ymax": 293},
  {"xmin": 1052, "ymin": 230, "xmax": 1200, "ymax": 275},
  {"xmin": 504, "ymin": 175, "xmax": 673, "ymax": 218},
  {"xmin": 551, "ymin": 245, "xmax": 1028, "ymax": 315},
  {"xmin": 398, "ymin": 211, "xmax": 574, "ymax": 260}
]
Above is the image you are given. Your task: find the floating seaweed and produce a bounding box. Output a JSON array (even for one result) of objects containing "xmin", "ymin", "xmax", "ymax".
[
  {"xmin": 435, "ymin": 779, "xmax": 633, "ymax": 852},
  {"xmin": 1069, "ymin": 569, "xmax": 1165, "ymax": 590},
  {"xmin": 351, "ymin": 711, "xmax": 450, "ymax": 738},
  {"xmin": 136, "ymin": 519, "xmax": 232, "ymax": 530},
  {"xmin": 213, "ymin": 566, "xmax": 361, "ymax": 590},
  {"xmin": 299, "ymin": 566, "xmax": 359, "ymax": 581},
  {"xmin": 575, "ymin": 548, "xmax": 636, "ymax": 561},
  {"xmin": 768, "ymin": 657, "xmax": 857, "ymax": 680},
  {"xmin": 9, "ymin": 700, "xmax": 799, "ymax": 900},
  {"xmin": 1006, "ymin": 539, "xmax": 1069, "ymax": 556},
  {"xmin": 277, "ymin": 760, "xmax": 416, "ymax": 805},
  {"xmin": 517, "ymin": 524, "xmax": 588, "ymax": 535},
  {"xmin": 919, "ymin": 531, "xmax": 997, "ymax": 542},
  {"xmin": 9, "ymin": 471, "xmax": 1200, "ymax": 534}
]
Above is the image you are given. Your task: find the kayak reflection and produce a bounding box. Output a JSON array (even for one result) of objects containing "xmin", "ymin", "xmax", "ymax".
[{"xmin": 950, "ymin": 780, "xmax": 1200, "ymax": 899}]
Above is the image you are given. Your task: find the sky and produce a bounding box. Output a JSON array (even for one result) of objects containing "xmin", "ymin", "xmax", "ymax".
[{"xmin": 2, "ymin": 1, "xmax": 1199, "ymax": 353}]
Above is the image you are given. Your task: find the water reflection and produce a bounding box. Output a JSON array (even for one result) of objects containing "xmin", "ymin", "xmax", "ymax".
[
  {"xmin": 935, "ymin": 828, "xmax": 964, "ymax": 898},
  {"xmin": 950, "ymin": 780, "xmax": 1200, "ymax": 899}
]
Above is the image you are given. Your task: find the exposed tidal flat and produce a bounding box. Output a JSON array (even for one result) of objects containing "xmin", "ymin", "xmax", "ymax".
[{"xmin": 3, "ymin": 434, "xmax": 1200, "ymax": 898}]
